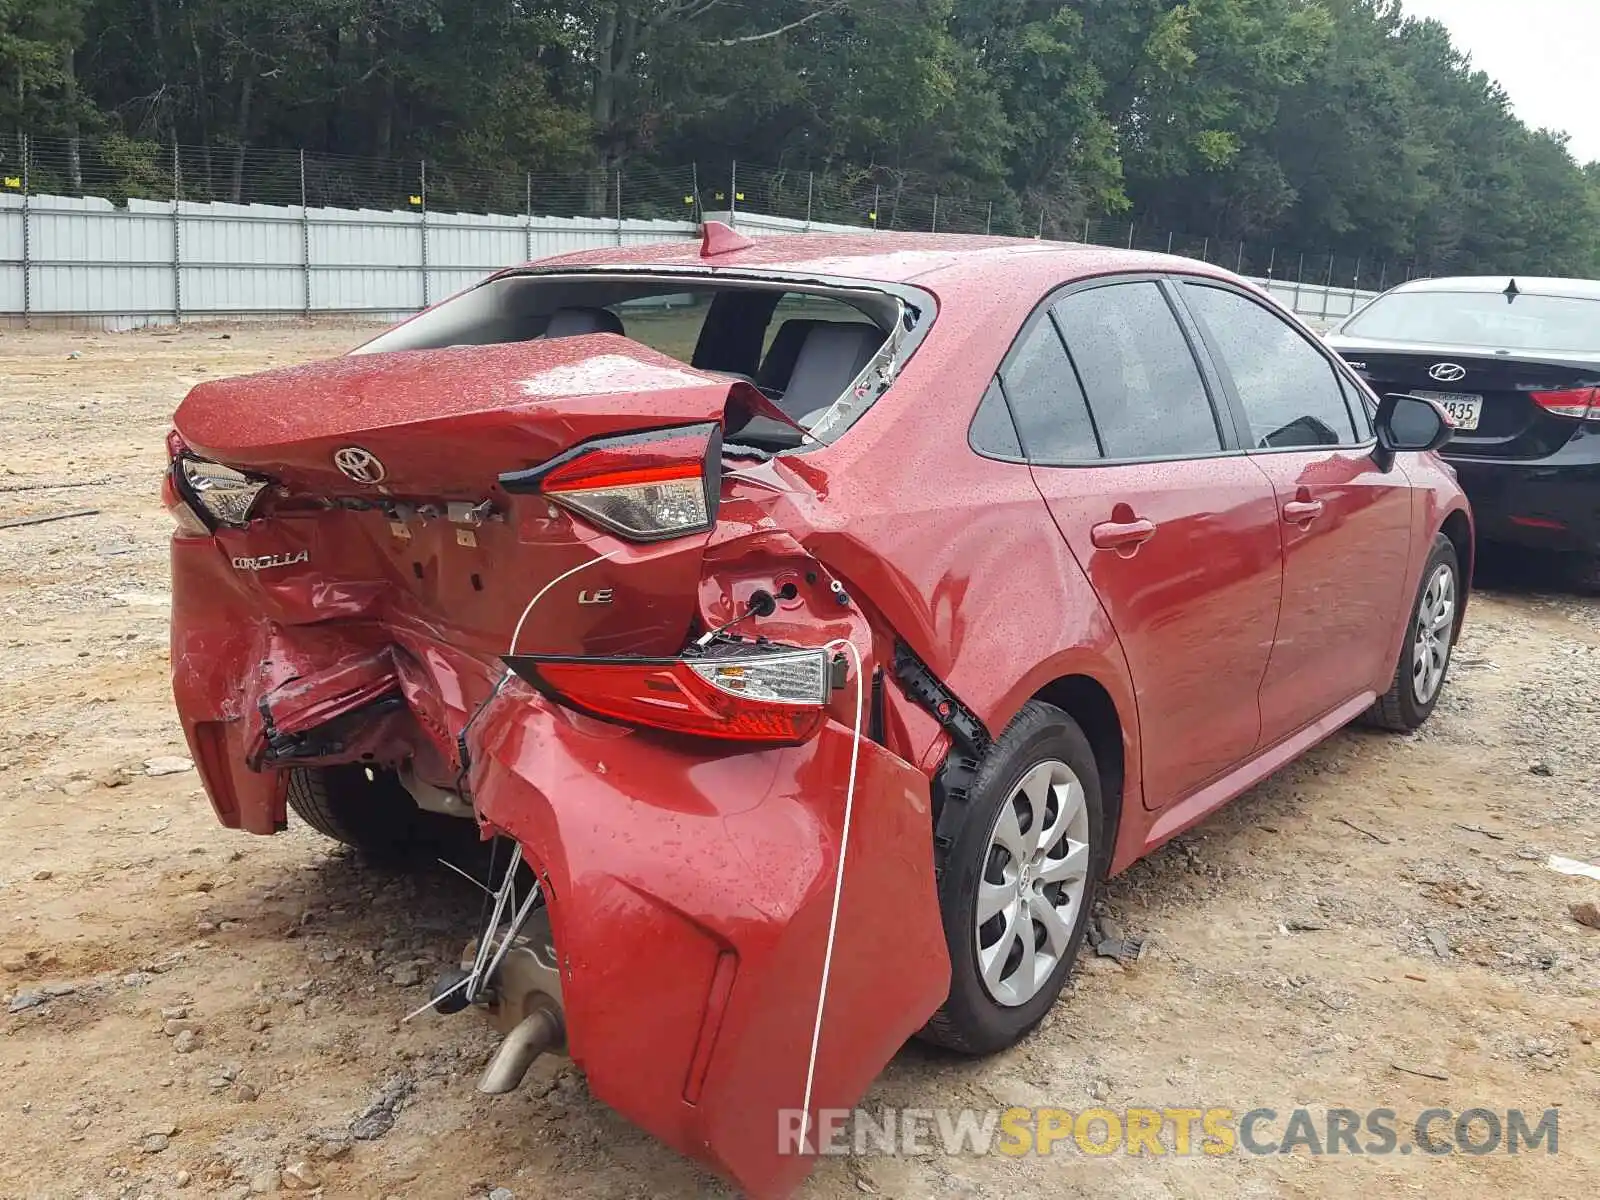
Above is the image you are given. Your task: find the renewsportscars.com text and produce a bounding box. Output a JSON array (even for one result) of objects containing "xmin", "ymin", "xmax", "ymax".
[{"xmin": 778, "ymin": 1106, "xmax": 1560, "ymax": 1158}]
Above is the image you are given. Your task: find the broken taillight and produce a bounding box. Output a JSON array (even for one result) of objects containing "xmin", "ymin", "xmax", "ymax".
[
  {"xmin": 504, "ymin": 646, "xmax": 832, "ymax": 745},
  {"xmin": 499, "ymin": 423, "xmax": 722, "ymax": 542},
  {"xmin": 164, "ymin": 433, "xmax": 272, "ymax": 533}
]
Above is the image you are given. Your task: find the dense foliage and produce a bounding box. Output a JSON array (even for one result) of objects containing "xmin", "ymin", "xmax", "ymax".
[{"xmin": 4, "ymin": 0, "xmax": 1598, "ymax": 274}]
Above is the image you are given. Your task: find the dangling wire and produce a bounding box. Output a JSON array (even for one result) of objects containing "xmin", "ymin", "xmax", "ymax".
[
  {"xmin": 414, "ymin": 552, "xmax": 620, "ymax": 1023},
  {"xmin": 508, "ymin": 549, "xmax": 620, "ymax": 656},
  {"xmin": 797, "ymin": 636, "xmax": 865, "ymax": 1154}
]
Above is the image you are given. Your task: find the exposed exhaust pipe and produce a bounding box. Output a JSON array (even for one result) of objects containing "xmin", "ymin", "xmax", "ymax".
[{"xmin": 478, "ymin": 1007, "xmax": 564, "ymax": 1094}]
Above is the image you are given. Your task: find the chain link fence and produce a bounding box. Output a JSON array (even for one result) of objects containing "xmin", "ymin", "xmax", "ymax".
[
  {"xmin": 5, "ymin": 133, "xmax": 701, "ymax": 222},
  {"xmin": 0, "ymin": 132, "xmax": 1437, "ymax": 291},
  {"xmin": 0, "ymin": 132, "xmax": 1424, "ymax": 328}
]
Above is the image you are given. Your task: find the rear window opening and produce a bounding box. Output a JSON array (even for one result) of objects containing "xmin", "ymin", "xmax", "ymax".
[{"xmin": 353, "ymin": 272, "xmax": 923, "ymax": 450}]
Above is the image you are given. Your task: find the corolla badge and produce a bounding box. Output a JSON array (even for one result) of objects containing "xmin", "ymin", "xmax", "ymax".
[
  {"xmin": 333, "ymin": 446, "xmax": 387, "ymax": 484},
  {"xmin": 232, "ymin": 550, "xmax": 310, "ymax": 571},
  {"xmin": 1428, "ymin": 363, "xmax": 1467, "ymax": 383}
]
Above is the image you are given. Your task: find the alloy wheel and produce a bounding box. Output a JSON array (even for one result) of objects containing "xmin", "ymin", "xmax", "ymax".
[{"xmin": 1412, "ymin": 563, "xmax": 1456, "ymax": 704}]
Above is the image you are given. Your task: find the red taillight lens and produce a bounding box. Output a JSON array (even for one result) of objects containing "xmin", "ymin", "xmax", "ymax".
[
  {"xmin": 504, "ymin": 647, "xmax": 831, "ymax": 746},
  {"xmin": 499, "ymin": 423, "xmax": 721, "ymax": 542},
  {"xmin": 1531, "ymin": 388, "xmax": 1599, "ymax": 420}
]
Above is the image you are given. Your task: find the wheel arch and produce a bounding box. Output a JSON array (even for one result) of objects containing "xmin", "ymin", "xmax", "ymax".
[
  {"xmin": 1029, "ymin": 673, "xmax": 1127, "ymax": 880},
  {"xmin": 1440, "ymin": 506, "xmax": 1473, "ymax": 635}
]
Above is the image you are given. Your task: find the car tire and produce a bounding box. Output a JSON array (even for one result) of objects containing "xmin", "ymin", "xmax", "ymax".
[
  {"xmin": 286, "ymin": 764, "xmax": 470, "ymax": 861},
  {"xmin": 918, "ymin": 701, "xmax": 1103, "ymax": 1056},
  {"xmin": 1364, "ymin": 533, "xmax": 1461, "ymax": 732}
]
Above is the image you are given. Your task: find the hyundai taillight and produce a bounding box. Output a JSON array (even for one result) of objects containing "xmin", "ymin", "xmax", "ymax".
[
  {"xmin": 504, "ymin": 645, "xmax": 832, "ymax": 745},
  {"xmin": 499, "ymin": 423, "xmax": 721, "ymax": 542},
  {"xmin": 1531, "ymin": 387, "xmax": 1600, "ymax": 420},
  {"xmin": 164, "ymin": 433, "xmax": 271, "ymax": 532}
]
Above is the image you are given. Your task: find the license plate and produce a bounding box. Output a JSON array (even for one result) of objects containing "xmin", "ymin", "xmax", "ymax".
[{"xmin": 1412, "ymin": 390, "xmax": 1483, "ymax": 432}]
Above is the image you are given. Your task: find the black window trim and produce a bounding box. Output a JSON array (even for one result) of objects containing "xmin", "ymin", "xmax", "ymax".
[
  {"xmin": 1172, "ymin": 277, "xmax": 1380, "ymax": 456},
  {"xmin": 969, "ymin": 271, "xmax": 1251, "ymax": 469}
]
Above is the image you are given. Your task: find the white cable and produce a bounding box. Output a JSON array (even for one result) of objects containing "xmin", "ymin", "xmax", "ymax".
[
  {"xmin": 400, "ymin": 551, "xmax": 620, "ymax": 1024},
  {"xmin": 503, "ymin": 545, "xmax": 865, "ymax": 1150},
  {"xmin": 798, "ymin": 636, "xmax": 865, "ymax": 1155},
  {"xmin": 507, "ymin": 548, "xmax": 620, "ymax": 656}
]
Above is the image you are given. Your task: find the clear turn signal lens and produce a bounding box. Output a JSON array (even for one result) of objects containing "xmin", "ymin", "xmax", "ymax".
[
  {"xmin": 177, "ymin": 456, "xmax": 269, "ymax": 528},
  {"xmin": 689, "ymin": 649, "xmax": 830, "ymax": 706}
]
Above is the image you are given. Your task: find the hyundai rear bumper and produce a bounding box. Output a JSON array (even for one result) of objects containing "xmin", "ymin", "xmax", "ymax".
[{"xmin": 1447, "ymin": 439, "xmax": 1600, "ymax": 556}]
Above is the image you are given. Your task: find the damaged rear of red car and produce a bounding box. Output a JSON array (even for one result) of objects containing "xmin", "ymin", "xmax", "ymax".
[
  {"xmin": 169, "ymin": 228, "xmax": 1473, "ymax": 1195},
  {"xmin": 167, "ymin": 238, "xmax": 960, "ymax": 1196}
]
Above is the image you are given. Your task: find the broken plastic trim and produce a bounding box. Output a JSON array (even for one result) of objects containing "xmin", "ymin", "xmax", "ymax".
[
  {"xmin": 256, "ymin": 693, "xmax": 404, "ymax": 766},
  {"xmin": 891, "ymin": 641, "xmax": 990, "ymax": 757}
]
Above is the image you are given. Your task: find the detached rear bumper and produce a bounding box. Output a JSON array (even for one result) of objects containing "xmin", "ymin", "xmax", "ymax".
[
  {"xmin": 1447, "ymin": 436, "xmax": 1600, "ymax": 555},
  {"xmin": 470, "ymin": 683, "xmax": 950, "ymax": 1197}
]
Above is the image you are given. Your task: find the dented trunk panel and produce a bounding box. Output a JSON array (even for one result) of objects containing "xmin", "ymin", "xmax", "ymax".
[{"xmin": 175, "ymin": 335, "xmax": 735, "ymax": 494}]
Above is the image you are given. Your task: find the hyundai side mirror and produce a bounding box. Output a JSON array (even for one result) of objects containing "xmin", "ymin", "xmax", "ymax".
[{"xmin": 1373, "ymin": 393, "xmax": 1453, "ymax": 472}]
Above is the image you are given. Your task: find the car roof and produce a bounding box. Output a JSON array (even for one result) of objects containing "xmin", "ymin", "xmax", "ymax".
[
  {"xmin": 523, "ymin": 229, "xmax": 1237, "ymax": 291},
  {"xmin": 1386, "ymin": 275, "xmax": 1600, "ymax": 299}
]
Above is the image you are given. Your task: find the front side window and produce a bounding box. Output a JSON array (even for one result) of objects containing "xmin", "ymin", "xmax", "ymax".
[
  {"xmin": 1052, "ymin": 282, "xmax": 1222, "ymax": 459},
  {"xmin": 1183, "ymin": 283, "xmax": 1359, "ymax": 449}
]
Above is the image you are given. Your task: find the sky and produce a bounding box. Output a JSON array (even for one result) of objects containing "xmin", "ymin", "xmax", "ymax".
[{"xmin": 1400, "ymin": 0, "xmax": 1600, "ymax": 165}]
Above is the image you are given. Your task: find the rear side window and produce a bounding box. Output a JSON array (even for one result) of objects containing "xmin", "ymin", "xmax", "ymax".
[
  {"xmin": 762, "ymin": 294, "xmax": 878, "ymax": 356},
  {"xmin": 970, "ymin": 379, "xmax": 1024, "ymax": 458},
  {"xmin": 1183, "ymin": 283, "xmax": 1359, "ymax": 449},
  {"xmin": 1052, "ymin": 282, "xmax": 1222, "ymax": 459},
  {"xmin": 997, "ymin": 319, "xmax": 1100, "ymax": 462}
]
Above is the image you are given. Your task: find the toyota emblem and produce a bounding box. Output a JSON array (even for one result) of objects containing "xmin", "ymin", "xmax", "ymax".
[
  {"xmin": 1428, "ymin": 363, "xmax": 1467, "ymax": 384},
  {"xmin": 333, "ymin": 446, "xmax": 387, "ymax": 484}
]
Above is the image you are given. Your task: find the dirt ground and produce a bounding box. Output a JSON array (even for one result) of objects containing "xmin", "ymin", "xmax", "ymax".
[{"xmin": 0, "ymin": 324, "xmax": 1596, "ymax": 1200}]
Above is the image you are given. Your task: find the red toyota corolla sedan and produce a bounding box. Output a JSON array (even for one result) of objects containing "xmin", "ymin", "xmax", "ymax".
[{"xmin": 165, "ymin": 226, "xmax": 1472, "ymax": 1197}]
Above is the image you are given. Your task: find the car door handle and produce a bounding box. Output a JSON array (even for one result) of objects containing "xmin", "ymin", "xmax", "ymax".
[
  {"xmin": 1091, "ymin": 518, "xmax": 1158, "ymax": 550},
  {"xmin": 1282, "ymin": 500, "xmax": 1325, "ymax": 524}
]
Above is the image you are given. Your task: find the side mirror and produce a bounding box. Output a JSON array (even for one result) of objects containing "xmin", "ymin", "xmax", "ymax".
[{"xmin": 1373, "ymin": 393, "xmax": 1452, "ymax": 472}]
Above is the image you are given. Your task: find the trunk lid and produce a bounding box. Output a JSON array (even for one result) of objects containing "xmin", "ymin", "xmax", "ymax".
[
  {"xmin": 176, "ymin": 335, "xmax": 736, "ymax": 493},
  {"xmin": 1328, "ymin": 337, "xmax": 1600, "ymax": 460},
  {"xmin": 175, "ymin": 337, "xmax": 749, "ymax": 659}
]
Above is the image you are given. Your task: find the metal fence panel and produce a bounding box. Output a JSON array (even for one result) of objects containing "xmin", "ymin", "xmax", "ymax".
[
  {"xmin": 0, "ymin": 201, "xmax": 23, "ymax": 314},
  {"xmin": 0, "ymin": 187, "xmax": 1373, "ymax": 330}
]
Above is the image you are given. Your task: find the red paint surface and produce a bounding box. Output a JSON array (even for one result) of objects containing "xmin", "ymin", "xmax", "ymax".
[{"xmin": 168, "ymin": 230, "xmax": 1472, "ymax": 1196}]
